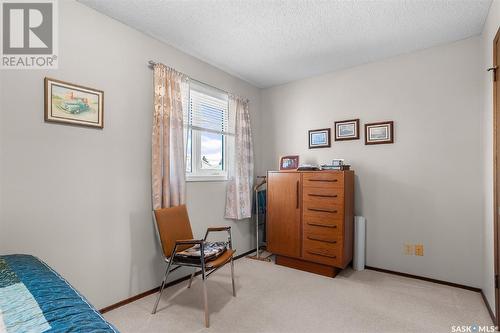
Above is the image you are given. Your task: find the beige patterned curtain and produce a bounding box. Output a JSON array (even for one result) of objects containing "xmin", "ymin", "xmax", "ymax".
[
  {"xmin": 152, "ymin": 64, "xmax": 188, "ymax": 210},
  {"xmin": 225, "ymin": 97, "xmax": 254, "ymax": 220}
]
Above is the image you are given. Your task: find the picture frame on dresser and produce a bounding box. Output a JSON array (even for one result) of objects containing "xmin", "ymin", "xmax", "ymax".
[
  {"xmin": 365, "ymin": 121, "xmax": 394, "ymax": 145},
  {"xmin": 334, "ymin": 119, "xmax": 359, "ymax": 141},
  {"xmin": 279, "ymin": 155, "xmax": 299, "ymax": 170},
  {"xmin": 308, "ymin": 128, "xmax": 331, "ymax": 149}
]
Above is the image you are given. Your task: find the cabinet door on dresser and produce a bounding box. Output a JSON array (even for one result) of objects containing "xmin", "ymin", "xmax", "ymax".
[{"xmin": 267, "ymin": 172, "xmax": 302, "ymax": 258}]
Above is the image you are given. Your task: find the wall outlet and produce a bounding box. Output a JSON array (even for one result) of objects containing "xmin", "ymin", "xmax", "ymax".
[
  {"xmin": 404, "ymin": 243, "xmax": 414, "ymax": 255},
  {"xmin": 415, "ymin": 244, "xmax": 424, "ymax": 256}
]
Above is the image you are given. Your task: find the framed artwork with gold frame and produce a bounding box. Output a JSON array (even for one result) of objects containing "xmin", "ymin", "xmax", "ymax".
[{"xmin": 44, "ymin": 77, "xmax": 104, "ymax": 128}]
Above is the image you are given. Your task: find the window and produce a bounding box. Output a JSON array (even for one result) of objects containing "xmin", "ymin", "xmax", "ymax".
[{"xmin": 184, "ymin": 81, "xmax": 233, "ymax": 181}]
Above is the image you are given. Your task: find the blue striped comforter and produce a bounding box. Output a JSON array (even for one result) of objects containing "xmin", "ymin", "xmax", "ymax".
[{"xmin": 0, "ymin": 255, "xmax": 118, "ymax": 333}]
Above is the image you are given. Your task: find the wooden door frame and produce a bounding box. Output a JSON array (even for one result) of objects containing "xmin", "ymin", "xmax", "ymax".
[{"xmin": 493, "ymin": 26, "xmax": 500, "ymax": 327}]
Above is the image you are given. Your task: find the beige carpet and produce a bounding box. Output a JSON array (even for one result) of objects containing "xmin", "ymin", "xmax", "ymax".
[{"xmin": 104, "ymin": 258, "xmax": 492, "ymax": 333}]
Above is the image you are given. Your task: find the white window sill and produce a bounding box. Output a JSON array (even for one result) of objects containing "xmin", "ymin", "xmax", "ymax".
[{"xmin": 186, "ymin": 175, "xmax": 228, "ymax": 182}]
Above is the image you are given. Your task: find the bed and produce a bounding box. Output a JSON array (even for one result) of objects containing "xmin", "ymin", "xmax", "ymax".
[{"xmin": 0, "ymin": 254, "xmax": 118, "ymax": 333}]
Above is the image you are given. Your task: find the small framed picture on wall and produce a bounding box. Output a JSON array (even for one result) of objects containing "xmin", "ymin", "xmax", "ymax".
[
  {"xmin": 334, "ymin": 119, "xmax": 359, "ymax": 141},
  {"xmin": 308, "ymin": 128, "xmax": 331, "ymax": 149},
  {"xmin": 365, "ymin": 121, "xmax": 394, "ymax": 145}
]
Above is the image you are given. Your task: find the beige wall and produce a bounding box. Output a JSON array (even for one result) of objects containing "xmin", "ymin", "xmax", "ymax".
[
  {"xmin": 0, "ymin": 0, "xmax": 261, "ymax": 309},
  {"xmin": 0, "ymin": 0, "xmax": 495, "ymax": 314},
  {"xmin": 480, "ymin": 0, "xmax": 500, "ymax": 315},
  {"xmin": 260, "ymin": 37, "xmax": 483, "ymax": 287}
]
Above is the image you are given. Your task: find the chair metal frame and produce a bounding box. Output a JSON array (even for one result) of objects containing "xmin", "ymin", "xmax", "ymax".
[{"xmin": 151, "ymin": 216, "xmax": 236, "ymax": 328}]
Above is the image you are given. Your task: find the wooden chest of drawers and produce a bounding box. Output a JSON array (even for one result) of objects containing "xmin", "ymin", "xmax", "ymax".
[{"xmin": 267, "ymin": 170, "xmax": 354, "ymax": 277}]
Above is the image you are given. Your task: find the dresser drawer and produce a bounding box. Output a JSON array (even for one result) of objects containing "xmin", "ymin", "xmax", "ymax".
[
  {"xmin": 304, "ymin": 217, "xmax": 342, "ymax": 230},
  {"xmin": 304, "ymin": 205, "xmax": 344, "ymax": 222},
  {"xmin": 303, "ymin": 172, "xmax": 344, "ymax": 188},
  {"xmin": 303, "ymin": 187, "xmax": 343, "ymax": 207},
  {"xmin": 303, "ymin": 238, "xmax": 342, "ymax": 266},
  {"xmin": 304, "ymin": 222, "xmax": 342, "ymax": 241}
]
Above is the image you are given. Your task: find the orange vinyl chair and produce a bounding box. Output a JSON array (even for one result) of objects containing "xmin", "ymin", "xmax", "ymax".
[{"xmin": 151, "ymin": 205, "xmax": 236, "ymax": 328}]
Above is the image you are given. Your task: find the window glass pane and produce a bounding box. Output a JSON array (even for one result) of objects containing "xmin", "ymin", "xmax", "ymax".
[{"xmin": 200, "ymin": 131, "xmax": 223, "ymax": 170}]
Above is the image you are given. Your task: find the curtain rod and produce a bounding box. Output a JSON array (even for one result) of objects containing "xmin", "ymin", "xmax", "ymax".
[
  {"xmin": 148, "ymin": 60, "xmax": 232, "ymax": 97},
  {"xmin": 148, "ymin": 60, "xmax": 249, "ymax": 103}
]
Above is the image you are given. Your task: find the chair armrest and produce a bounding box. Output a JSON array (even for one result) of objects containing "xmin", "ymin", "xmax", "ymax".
[
  {"xmin": 169, "ymin": 239, "xmax": 204, "ymax": 259},
  {"xmin": 204, "ymin": 226, "xmax": 233, "ymax": 249},
  {"xmin": 207, "ymin": 226, "xmax": 231, "ymax": 232},
  {"xmin": 204, "ymin": 226, "xmax": 231, "ymax": 240},
  {"xmin": 175, "ymin": 239, "xmax": 204, "ymax": 245},
  {"xmin": 171, "ymin": 239, "xmax": 209, "ymax": 267}
]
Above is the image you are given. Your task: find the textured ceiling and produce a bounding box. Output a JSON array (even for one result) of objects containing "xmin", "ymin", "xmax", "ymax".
[{"xmin": 79, "ymin": 0, "xmax": 492, "ymax": 88}]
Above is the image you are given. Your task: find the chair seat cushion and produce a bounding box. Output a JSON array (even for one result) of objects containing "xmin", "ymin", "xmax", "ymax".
[
  {"xmin": 206, "ymin": 249, "xmax": 235, "ymax": 268},
  {"xmin": 175, "ymin": 242, "xmax": 228, "ymax": 264}
]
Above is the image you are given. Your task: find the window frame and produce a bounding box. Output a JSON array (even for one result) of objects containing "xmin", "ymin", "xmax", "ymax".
[{"xmin": 185, "ymin": 81, "xmax": 231, "ymax": 182}]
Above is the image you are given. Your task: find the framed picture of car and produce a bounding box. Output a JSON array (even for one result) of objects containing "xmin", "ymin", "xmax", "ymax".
[{"xmin": 44, "ymin": 77, "xmax": 104, "ymax": 128}]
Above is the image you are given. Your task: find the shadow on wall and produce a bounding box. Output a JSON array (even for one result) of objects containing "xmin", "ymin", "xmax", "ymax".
[{"xmin": 129, "ymin": 211, "xmax": 163, "ymax": 296}]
